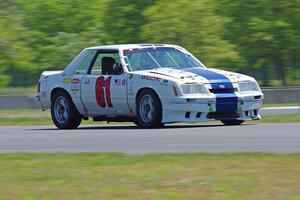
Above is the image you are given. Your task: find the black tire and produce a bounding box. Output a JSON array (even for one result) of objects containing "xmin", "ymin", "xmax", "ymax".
[
  {"xmin": 132, "ymin": 120, "xmax": 164, "ymax": 128},
  {"xmin": 136, "ymin": 89, "xmax": 163, "ymax": 128},
  {"xmin": 221, "ymin": 120, "xmax": 244, "ymax": 126},
  {"xmin": 51, "ymin": 90, "xmax": 82, "ymax": 129}
]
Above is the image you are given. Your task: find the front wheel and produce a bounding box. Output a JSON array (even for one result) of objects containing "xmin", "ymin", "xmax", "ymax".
[
  {"xmin": 51, "ymin": 91, "xmax": 82, "ymax": 129},
  {"xmin": 136, "ymin": 89, "xmax": 163, "ymax": 128},
  {"xmin": 221, "ymin": 120, "xmax": 244, "ymax": 126}
]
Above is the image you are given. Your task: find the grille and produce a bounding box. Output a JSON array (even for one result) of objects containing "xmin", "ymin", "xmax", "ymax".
[
  {"xmin": 209, "ymin": 88, "xmax": 236, "ymax": 93},
  {"xmin": 207, "ymin": 112, "xmax": 240, "ymax": 119}
]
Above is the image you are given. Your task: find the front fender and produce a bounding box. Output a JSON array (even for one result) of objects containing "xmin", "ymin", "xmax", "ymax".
[{"xmin": 127, "ymin": 75, "xmax": 176, "ymax": 115}]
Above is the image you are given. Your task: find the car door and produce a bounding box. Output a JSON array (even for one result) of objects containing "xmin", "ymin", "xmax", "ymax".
[{"xmin": 80, "ymin": 49, "xmax": 129, "ymax": 116}]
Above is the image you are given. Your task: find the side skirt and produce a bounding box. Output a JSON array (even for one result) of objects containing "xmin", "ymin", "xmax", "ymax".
[{"xmin": 93, "ymin": 116, "xmax": 136, "ymax": 123}]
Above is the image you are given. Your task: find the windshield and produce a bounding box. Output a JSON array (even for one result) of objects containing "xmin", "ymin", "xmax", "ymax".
[{"xmin": 123, "ymin": 47, "xmax": 205, "ymax": 71}]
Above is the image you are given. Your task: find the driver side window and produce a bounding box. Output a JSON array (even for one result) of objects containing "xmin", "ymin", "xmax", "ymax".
[{"xmin": 90, "ymin": 51, "xmax": 122, "ymax": 75}]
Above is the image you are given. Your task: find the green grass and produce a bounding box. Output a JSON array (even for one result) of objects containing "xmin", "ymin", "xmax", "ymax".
[
  {"xmin": 0, "ymin": 117, "xmax": 52, "ymax": 126},
  {"xmin": 259, "ymin": 114, "xmax": 300, "ymax": 123},
  {"xmin": 263, "ymin": 103, "xmax": 300, "ymax": 108},
  {"xmin": 0, "ymin": 153, "xmax": 299, "ymax": 200}
]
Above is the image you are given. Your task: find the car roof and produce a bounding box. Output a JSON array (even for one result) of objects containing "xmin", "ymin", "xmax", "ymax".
[{"xmin": 86, "ymin": 44, "xmax": 181, "ymax": 51}]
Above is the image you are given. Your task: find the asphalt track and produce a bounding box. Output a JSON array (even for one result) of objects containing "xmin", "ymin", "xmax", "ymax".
[{"xmin": 0, "ymin": 123, "xmax": 300, "ymax": 153}]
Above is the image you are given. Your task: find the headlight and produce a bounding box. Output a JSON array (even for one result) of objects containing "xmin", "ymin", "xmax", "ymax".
[
  {"xmin": 238, "ymin": 81, "xmax": 260, "ymax": 92},
  {"xmin": 180, "ymin": 83, "xmax": 208, "ymax": 95}
]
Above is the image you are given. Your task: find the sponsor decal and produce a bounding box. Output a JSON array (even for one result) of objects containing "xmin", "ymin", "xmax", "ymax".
[
  {"xmin": 122, "ymin": 79, "xmax": 126, "ymax": 85},
  {"xmin": 71, "ymin": 79, "xmax": 80, "ymax": 84},
  {"xmin": 123, "ymin": 49, "xmax": 133, "ymax": 54},
  {"xmin": 63, "ymin": 78, "xmax": 71, "ymax": 84},
  {"xmin": 141, "ymin": 75, "xmax": 161, "ymax": 82},
  {"xmin": 95, "ymin": 76, "xmax": 113, "ymax": 108},
  {"xmin": 123, "ymin": 49, "xmax": 140, "ymax": 54},
  {"xmin": 71, "ymin": 85, "xmax": 80, "ymax": 92}
]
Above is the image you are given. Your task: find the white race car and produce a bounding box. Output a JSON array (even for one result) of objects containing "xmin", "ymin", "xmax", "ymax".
[{"xmin": 35, "ymin": 44, "xmax": 263, "ymax": 129}]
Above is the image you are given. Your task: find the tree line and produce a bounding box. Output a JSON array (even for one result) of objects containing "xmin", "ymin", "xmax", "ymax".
[{"xmin": 0, "ymin": 0, "xmax": 299, "ymax": 87}]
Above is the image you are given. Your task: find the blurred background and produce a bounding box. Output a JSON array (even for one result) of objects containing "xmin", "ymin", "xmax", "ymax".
[
  {"xmin": 0, "ymin": 2, "xmax": 299, "ymax": 198},
  {"xmin": 0, "ymin": 0, "xmax": 299, "ymax": 113}
]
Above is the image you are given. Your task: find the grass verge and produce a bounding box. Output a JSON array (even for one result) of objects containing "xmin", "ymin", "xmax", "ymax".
[
  {"xmin": 0, "ymin": 153, "xmax": 299, "ymax": 199},
  {"xmin": 263, "ymin": 103, "xmax": 300, "ymax": 107},
  {"xmin": 0, "ymin": 109, "xmax": 50, "ymax": 117},
  {"xmin": 260, "ymin": 114, "xmax": 300, "ymax": 123}
]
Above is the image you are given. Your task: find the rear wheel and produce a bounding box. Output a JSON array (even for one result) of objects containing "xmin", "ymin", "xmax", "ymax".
[
  {"xmin": 221, "ymin": 120, "xmax": 244, "ymax": 126},
  {"xmin": 136, "ymin": 89, "xmax": 163, "ymax": 128},
  {"xmin": 51, "ymin": 90, "xmax": 82, "ymax": 129}
]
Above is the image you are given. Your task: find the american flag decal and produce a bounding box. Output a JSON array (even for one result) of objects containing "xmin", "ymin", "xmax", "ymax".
[{"xmin": 114, "ymin": 79, "xmax": 122, "ymax": 86}]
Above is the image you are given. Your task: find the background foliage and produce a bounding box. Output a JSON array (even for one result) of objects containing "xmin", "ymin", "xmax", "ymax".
[{"xmin": 0, "ymin": 0, "xmax": 299, "ymax": 87}]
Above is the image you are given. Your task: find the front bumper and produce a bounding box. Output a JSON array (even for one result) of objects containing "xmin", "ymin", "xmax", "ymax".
[{"xmin": 162, "ymin": 93, "xmax": 263, "ymax": 123}]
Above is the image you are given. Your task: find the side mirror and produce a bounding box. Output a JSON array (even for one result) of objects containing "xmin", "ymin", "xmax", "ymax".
[{"xmin": 113, "ymin": 63, "xmax": 124, "ymax": 75}]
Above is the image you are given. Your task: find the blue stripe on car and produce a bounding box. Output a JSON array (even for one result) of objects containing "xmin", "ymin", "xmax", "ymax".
[
  {"xmin": 183, "ymin": 68, "xmax": 238, "ymax": 112},
  {"xmin": 184, "ymin": 68, "xmax": 233, "ymax": 87}
]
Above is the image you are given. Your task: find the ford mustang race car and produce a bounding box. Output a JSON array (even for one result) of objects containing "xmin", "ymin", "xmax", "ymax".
[{"xmin": 35, "ymin": 44, "xmax": 263, "ymax": 129}]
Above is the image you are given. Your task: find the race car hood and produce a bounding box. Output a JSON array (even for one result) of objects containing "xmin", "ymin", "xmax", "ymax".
[{"xmin": 135, "ymin": 67, "xmax": 253, "ymax": 84}]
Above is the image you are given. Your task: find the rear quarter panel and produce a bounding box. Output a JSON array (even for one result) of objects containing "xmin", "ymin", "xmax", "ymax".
[{"xmin": 39, "ymin": 73, "xmax": 85, "ymax": 115}]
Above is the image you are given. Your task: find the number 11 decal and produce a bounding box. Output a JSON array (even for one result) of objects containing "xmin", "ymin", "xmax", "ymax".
[{"xmin": 95, "ymin": 76, "xmax": 113, "ymax": 108}]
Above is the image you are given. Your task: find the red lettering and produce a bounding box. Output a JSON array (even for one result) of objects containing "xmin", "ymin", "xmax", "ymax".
[
  {"xmin": 95, "ymin": 76, "xmax": 113, "ymax": 108},
  {"xmin": 141, "ymin": 75, "xmax": 161, "ymax": 82}
]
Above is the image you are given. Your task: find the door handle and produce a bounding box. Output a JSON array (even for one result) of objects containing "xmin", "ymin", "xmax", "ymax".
[{"xmin": 84, "ymin": 79, "xmax": 90, "ymax": 84}]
